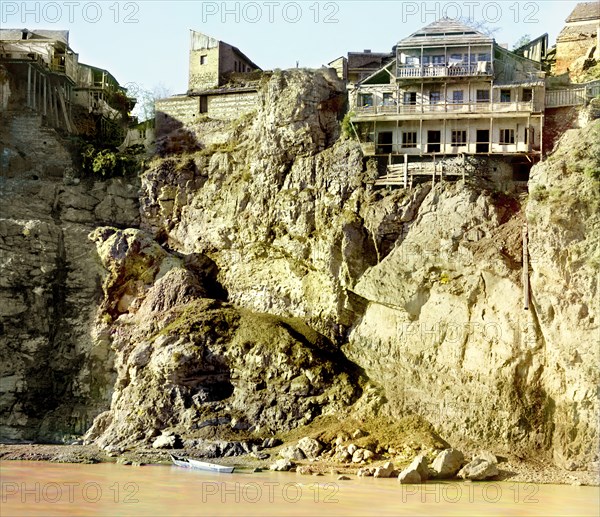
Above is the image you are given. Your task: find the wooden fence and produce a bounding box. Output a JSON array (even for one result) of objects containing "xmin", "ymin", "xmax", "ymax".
[{"xmin": 545, "ymin": 80, "xmax": 600, "ymax": 108}]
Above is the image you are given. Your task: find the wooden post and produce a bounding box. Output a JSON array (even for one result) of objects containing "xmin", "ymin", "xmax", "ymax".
[
  {"xmin": 403, "ymin": 153, "xmax": 408, "ymax": 189},
  {"xmin": 523, "ymin": 223, "xmax": 529, "ymax": 310},
  {"xmin": 43, "ymin": 75, "xmax": 47, "ymax": 116},
  {"xmin": 27, "ymin": 64, "xmax": 31, "ymax": 108},
  {"xmin": 33, "ymin": 69, "xmax": 37, "ymax": 111},
  {"xmin": 462, "ymin": 153, "xmax": 465, "ymax": 182},
  {"xmin": 432, "ymin": 155, "xmax": 436, "ymax": 186}
]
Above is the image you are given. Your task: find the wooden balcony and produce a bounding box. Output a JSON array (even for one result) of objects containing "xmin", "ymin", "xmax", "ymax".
[
  {"xmin": 397, "ymin": 63, "xmax": 492, "ymax": 79},
  {"xmin": 354, "ymin": 100, "xmax": 540, "ymax": 118}
]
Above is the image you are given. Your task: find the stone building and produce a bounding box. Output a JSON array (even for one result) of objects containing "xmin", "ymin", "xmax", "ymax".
[
  {"xmin": 188, "ymin": 30, "xmax": 260, "ymax": 92},
  {"xmin": 156, "ymin": 31, "xmax": 261, "ymax": 136},
  {"xmin": 349, "ymin": 19, "xmax": 545, "ymax": 183},
  {"xmin": 555, "ymin": 2, "xmax": 600, "ymax": 75}
]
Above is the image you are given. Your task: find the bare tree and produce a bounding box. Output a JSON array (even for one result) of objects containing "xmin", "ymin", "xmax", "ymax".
[{"xmin": 125, "ymin": 82, "xmax": 172, "ymax": 122}]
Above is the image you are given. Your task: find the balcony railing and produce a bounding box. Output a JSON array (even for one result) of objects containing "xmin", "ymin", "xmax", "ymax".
[
  {"xmin": 355, "ymin": 100, "xmax": 538, "ymax": 115},
  {"xmin": 397, "ymin": 63, "xmax": 492, "ymax": 79}
]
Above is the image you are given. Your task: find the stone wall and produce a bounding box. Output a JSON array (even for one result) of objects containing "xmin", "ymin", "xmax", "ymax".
[
  {"xmin": 0, "ymin": 113, "xmax": 72, "ymax": 178},
  {"xmin": 155, "ymin": 96, "xmax": 200, "ymax": 136},
  {"xmin": 555, "ymin": 38, "xmax": 596, "ymax": 75},
  {"xmin": 155, "ymin": 91, "xmax": 258, "ymax": 136},
  {"xmin": 189, "ymin": 46, "xmax": 220, "ymax": 92},
  {"xmin": 207, "ymin": 92, "xmax": 258, "ymax": 120}
]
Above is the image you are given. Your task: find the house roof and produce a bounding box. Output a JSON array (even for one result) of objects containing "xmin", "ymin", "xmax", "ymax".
[
  {"xmin": 558, "ymin": 22, "xmax": 598, "ymax": 41},
  {"xmin": 0, "ymin": 29, "xmax": 69, "ymax": 45},
  {"xmin": 397, "ymin": 18, "xmax": 493, "ymax": 47},
  {"xmin": 566, "ymin": 2, "xmax": 600, "ymax": 23}
]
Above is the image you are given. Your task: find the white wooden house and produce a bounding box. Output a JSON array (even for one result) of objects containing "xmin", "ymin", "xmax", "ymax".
[{"xmin": 350, "ymin": 19, "xmax": 545, "ymax": 169}]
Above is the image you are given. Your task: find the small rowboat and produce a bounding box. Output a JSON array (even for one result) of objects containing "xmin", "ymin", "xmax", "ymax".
[{"xmin": 170, "ymin": 454, "xmax": 235, "ymax": 473}]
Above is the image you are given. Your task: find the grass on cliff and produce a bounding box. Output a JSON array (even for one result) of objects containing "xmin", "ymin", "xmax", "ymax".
[{"xmin": 277, "ymin": 414, "xmax": 449, "ymax": 452}]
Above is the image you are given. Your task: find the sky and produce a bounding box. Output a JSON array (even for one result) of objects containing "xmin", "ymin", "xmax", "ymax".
[{"xmin": 1, "ymin": 0, "xmax": 585, "ymax": 96}]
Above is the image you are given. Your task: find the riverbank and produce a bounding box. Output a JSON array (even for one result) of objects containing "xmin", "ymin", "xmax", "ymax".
[{"xmin": 1, "ymin": 443, "xmax": 597, "ymax": 487}]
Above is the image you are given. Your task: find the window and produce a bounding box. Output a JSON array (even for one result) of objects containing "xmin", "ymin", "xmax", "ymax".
[
  {"xmin": 382, "ymin": 93, "xmax": 395, "ymax": 105},
  {"xmin": 500, "ymin": 129, "xmax": 515, "ymax": 144},
  {"xmin": 452, "ymin": 130, "xmax": 467, "ymax": 146},
  {"xmin": 522, "ymin": 88, "xmax": 533, "ymax": 102},
  {"xmin": 406, "ymin": 56, "xmax": 419, "ymax": 65},
  {"xmin": 234, "ymin": 61, "xmax": 238, "ymax": 72},
  {"xmin": 359, "ymin": 94, "xmax": 373, "ymax": 107},
  {"xmin": 450, "ymin": 53, "xmax": 463, "ymax": 61},
  {"xmin": 429, "ymin": 91, "xmax": 441, "ymax": 104},
  {"xmin": 431, "ymin": 55, "xmax": 445, "ymax": 64},
  {"xmin": 452, "ymin": 90, "xmax": 464, "ymax": 103},
  {"xmin": 200, "ymin": 55, "xmax": 207, "ymax": 65},
  {"xmin": 403, "ymin": 92, "xmax": 417, "ymax": 105},
  {"xmin": 476, "ymin": 89, "xmax": 490, "ymax": 103},
  {"xmin": 500, "ymin": 89, "xmax": 511, "ymax": 103},
  {"xmin": 402, "ymin": 132, "xmax": 417, "ymax": 148},
  {"xmin": 477, "ymin": 53, "xmax": 491, "ymax": 62}
]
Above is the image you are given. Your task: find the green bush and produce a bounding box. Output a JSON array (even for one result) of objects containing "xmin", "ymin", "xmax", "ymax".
[
  {"xmin": 341, "ymin": 111, "xmax": 356, "ymax": 139},
  {"xmin": 80, "ymin": 144, "xmax": 140, "ymax": 178}
]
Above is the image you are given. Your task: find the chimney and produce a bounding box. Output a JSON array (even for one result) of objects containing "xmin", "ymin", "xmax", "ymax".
[{"xmin": 364, "ymin": 49, "xmax": 371, "ymax": 53}]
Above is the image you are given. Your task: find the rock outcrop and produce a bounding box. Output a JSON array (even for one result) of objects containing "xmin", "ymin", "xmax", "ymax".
[{"xmin": 2, "ymin": 68, "xmax": 598, "ymax": 473}]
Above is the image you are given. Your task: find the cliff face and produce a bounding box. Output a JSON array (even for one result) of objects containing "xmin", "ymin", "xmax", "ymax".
[
  {"xmin": 1, "ymin": 69, "xmax": 597, "ymax": 469},
  {"xmin": 0, "ymin": 168, "xmax": 140, "ymax": 441}
]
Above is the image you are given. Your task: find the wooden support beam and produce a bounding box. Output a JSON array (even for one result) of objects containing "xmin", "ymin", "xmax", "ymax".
[
  {"xmin": 43, "ymin": 75, "xmax": 47, "ymax": 116},
  {"xmin": 57, "ymin": 85, "xmax": 73, "ymax": 133},
  {"xmin": 27, "ymin": 64, "xmax": 31, "ymax": 108},
  {"xmin": 403, "ymin": 153, "xmax": 408, "ymax": 188},
  {"xmin": 523, "ymin": 223, "xmax": 529, "ymax": 310}
]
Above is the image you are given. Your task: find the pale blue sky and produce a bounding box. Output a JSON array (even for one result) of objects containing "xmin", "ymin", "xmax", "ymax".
[{"xmin": 2, "ymin": 1, "xmax": 584, "ymax": 95}]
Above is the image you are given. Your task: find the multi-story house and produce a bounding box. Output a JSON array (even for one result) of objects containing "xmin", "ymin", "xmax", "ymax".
[
  {"xmin": 349, "ymin": 19, "xmax": 545, "ymax": 182},
  {"xmin": 0, "ymin": 28, "xmax": 134, "ymax": 136}
]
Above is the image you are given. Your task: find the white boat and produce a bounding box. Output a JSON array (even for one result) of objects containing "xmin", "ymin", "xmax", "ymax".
[{"xmin": 170, "ymin": 454, "xmax": 235, "ymax": 473}]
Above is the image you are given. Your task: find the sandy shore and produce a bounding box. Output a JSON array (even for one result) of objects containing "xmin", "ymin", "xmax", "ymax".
[{"xmin": 1, "ymin": 443, "xmax": 597, "ymax": 487}]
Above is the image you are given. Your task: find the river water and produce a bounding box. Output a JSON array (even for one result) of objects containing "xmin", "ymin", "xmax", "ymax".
[{"xmin": 0, "ymin": 461, "xmax": 598, "ymax": 516}]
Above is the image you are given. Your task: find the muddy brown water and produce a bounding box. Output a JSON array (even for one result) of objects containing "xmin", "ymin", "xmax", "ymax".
[{"xmin": 1, "ymin": 461, "xmax": 598, "ymax": 516}]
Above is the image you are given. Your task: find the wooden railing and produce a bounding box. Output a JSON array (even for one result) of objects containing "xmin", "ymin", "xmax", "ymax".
[
  {"xmin": 545, "ymin": 80, "xmax": 600, "ymax": 108},
  {"xmin": 355, "ymin": 100, "xmax": 537, "ymax": 115},
  {"xmin": 397, "ymin": 63, "xmax": 492, "ymax": 78}
]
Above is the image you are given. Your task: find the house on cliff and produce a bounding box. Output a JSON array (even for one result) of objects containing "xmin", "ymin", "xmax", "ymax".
[
  {"xmin": 348, "ymin": 19, "xmax": 545, "ymax": 184},
  {"xmin": 0, "ymin": 28, "xmax": 134, "ymax": 137},
  {"xmin": 155, "ymin": 31, "xmax": 261, "ymax": 136}
]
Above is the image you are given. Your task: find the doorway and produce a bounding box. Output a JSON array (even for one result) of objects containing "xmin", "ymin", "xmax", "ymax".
[
  {"xmin": 476, "ymin": 130, "xmax": 489, "ymax": 153},
  {"xmin": 427, "ymin": 130, "xmax": 441, "ymax": 153},
  {"xmin": 377, "ymin": 131, "xmax": 393, "ymax": 154}
]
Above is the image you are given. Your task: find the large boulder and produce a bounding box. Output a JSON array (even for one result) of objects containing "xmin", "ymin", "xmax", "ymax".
[
  {"xmin": 297, "ymin": 437, "xmax": 323, "ymax": 459},
  {"xmin": 431, "ymin": 448, "xmax": 464, "ymax": 478},
  {"xmin": 458, "ymin": 458, "xmax": 499, "ymax": 480}
]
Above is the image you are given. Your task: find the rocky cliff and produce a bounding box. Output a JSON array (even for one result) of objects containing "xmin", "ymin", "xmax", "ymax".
[{"xmin": 1, "ymin": 69, "xmax": 597, "ymax": 471}]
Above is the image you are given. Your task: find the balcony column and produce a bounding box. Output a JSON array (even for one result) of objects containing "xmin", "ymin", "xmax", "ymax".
[
  {"xmin": 489, "ymin": 118, "xmax": 493, "ymax": 153},
  {"xmin": 43, "ymin": 75, "xmax": 47, "ymax": 116},
  {"xmin": 32, "ymin": 68, "xmax": 37, "ymax": 111},
  {"xmin": 27, "ymin": 64, "xmax": 31, "ymax": 108}
]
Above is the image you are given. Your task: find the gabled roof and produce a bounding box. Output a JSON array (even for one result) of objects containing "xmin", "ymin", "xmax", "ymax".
[
  {"xmin": 397, "ymin": 18, "xmax": 493, "ymax": 47},
  {"xmin": 566, "ymin": 2, "xmax": 600, "ymax": 23}
]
